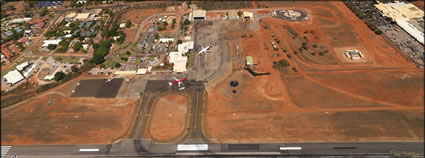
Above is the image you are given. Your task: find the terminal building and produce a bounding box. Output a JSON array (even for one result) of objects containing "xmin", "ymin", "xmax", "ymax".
[{"xmin": 375, "ymin": 2, "xmax": 424, "ymax": 44}]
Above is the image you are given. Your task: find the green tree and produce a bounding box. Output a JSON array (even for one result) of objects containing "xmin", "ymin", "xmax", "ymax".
[
  {"xmin": 71, "ymin": 65, "xmax": 78, "ymax": 72},
  {"xmin": 126, "ymin": 20, "xmax": 131, "ymax": 28},
  {"xmin": 47, "ymin": 44, "xmax": 57, "ymax": 50},
  {"xmin": 54, "ymin": 72, "xmax": 66, "ymax": 81},
  {"xmin": 177, "ymin": 40, "xmax": 183, "ymax": 44},
  {"xmin": 154, "ymin": 33, "xmax": 159, "ymax": 39},
  {"xmin": 92, "ymin": 43, "xmax": 100, "ymax": 49},
  {"xmin": 125, "ymin": 51, "xmax": 131, "ymax": 55},
  {"xmin": 184, "ymin": 19, "xmax": 190, "ymax": 25},
  {"xmin": 73, "ymin": 41, "xmax": 83, "ymax": 51},
  {"xmin": 92, "ymin": 54, "xmax": 105, "ymax": 65}
]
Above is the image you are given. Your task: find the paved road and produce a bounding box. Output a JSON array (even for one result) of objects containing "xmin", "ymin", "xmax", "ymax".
[{"xmin": 5, "ymin": 141, "xmax": 424, "ymax": 157}]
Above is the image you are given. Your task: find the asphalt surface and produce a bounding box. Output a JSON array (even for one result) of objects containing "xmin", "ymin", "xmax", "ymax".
[{"xmin": 5, "ymin": 141, "xmax": 424, "ymax": 157}]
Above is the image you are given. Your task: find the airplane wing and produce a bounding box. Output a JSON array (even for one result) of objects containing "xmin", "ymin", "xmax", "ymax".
[
  {"xmin": 173, "ymin": 77, "xmax": 179, "ymax": 81},
  {"xmin": 178, "ymin": 82, "xmax": 182, "ymax": 87}
]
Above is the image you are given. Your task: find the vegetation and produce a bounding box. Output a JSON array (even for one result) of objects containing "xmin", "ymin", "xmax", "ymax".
[
  {"xmin": 54, "ymin": 72, "xmax": 66, "ymax": 81},
  {"xmin": 73, "ymin": 41, "xmax": 83, "ymax": 51},
  {"xmin": 272, "ymin": 59, "xmax": 291, "ymax": 72},
  {"xmin": 47, "ymin": 44, "xmax": 57, "ymax": 50}
]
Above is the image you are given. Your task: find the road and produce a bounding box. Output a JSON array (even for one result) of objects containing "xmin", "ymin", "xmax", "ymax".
[{"xmin": 4, "ymin": 141, "xmax": 424, "ymax": 157}]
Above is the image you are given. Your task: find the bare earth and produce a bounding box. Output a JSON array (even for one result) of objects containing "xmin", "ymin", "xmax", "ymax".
[
  {"xmin": 145, "ymin": 93, "xmax": 190, "ymax": 143},
  {"xmin": 204, "ymin": 1, "xmax": 424, "ymax": 143}
]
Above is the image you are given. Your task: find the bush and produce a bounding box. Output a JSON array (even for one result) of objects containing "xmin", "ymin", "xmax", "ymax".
[
  {"xmin": 249, "ymin": 34, "xmax": 253, "ymax": 37},
  {"xmin": 241, "ymin": 34, "xmax": 247, "ymax": 38},
  {"xmin": 71, "ymin": 65, "xmax": 78, "ymax": 72},
  {"xmin": 126, "ymin": 51, "xmax": 131, "ymax": 55},
  {"xmin": 312, "ymin": 44, "xmax": 317, "ymax": 48},
  {"xmin": 120, "ymin": 56, "xmax": 128, "ymax": 61},
  {"xmin": 73, "ymin": 41, "xmax": 82, "ymax": 51},
  {"xmin": 54, "ymin": 72, "xmax": 66, "ymax": 81},
  {"xmin": 272, "ymin": 59, "xmax": 291, "ymax": 72},
  {"xmin": 154, "ymin": 33, "xmax": 159, "ymax": 39},
  {"xmin": 177, "ymin": 40, "xmax": 183, "ymax": 44},
  {"xmin": 287, "ymin": 54, "xmax": 292, "ymax": 58},
  {"xmin": 115, "ymin": 62, "xmax": 121, "ymax": 68},
  {"xmin": 311, "ymin": 52, "xmax": 316, "ymax": 56},
  {"xmin": 48, "ymin": 44, "xmax": 57, "ymax": 50}
]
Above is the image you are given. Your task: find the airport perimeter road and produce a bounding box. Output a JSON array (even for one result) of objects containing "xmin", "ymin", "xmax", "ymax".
[{"xmin": 5, "ymin": 141, "xmax": 424, "ymax": 157}]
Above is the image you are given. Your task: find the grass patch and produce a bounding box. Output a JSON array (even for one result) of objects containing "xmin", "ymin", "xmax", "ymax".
[
  {"xmin": 102, "ymin": 59, "xmax": 116, "ymax": 68},
  {"xmin": 54, "ymin": 57, "xmax": 80, "ymax": 64}
]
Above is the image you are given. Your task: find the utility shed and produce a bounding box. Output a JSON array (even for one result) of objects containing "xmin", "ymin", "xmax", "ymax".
[
  {"xmin": 193, "ymin": 10, "xmax": 206, "ymax": 20},
  {"xmin": 246, "ymin": 56, "xmax": 254, "ymax": 66},
  {"xmin": 228, "ymin": 10, "xmax": 239, "ymax": 19},
  {"xmin": 4, "ymin": 70, "xmax": 24, "ymax": 85}
]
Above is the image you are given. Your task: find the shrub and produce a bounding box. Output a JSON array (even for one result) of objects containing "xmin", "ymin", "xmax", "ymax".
[
  {"xmin": 241, "ymin": 34, "xmax": 247, "ymax": 38},
  {"xmin": 287, "ymin": 54, "xmax": 292, "ymax": 58},
  {"xmin": 126, "ymin": 51, "xmax": 131, "ymax": 55},
  {"xmin": 54, "ymin": 72, "xmax": 66, "ymax": 81},
  {"xmin": 312, "ymin": 44, "xmax": 317, "ymax": 48},
  {"xmin": 48, "ymin": 44, "xmax": 57, "ymax": 50},
  {"xmin": 115, "ymin": 62, "xmax": 121, "ymax": 68},
  {"xmin": 272, "ymin": 59, "xmax": 291, "ymax": 72}
]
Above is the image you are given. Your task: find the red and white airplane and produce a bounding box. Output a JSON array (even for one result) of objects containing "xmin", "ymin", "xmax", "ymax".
[
  {"xmin": 198, "ymin": 43, "xmax": 213, "ymax": 55},
  {"xmin": 169, "ymin": 77, "xmax": 187, "ymax": 87}
]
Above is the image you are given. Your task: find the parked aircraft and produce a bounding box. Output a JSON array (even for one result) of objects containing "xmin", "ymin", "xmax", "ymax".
[{"xmin": 169, "ymin": 77, "xmax": 187, "ymax": 87}]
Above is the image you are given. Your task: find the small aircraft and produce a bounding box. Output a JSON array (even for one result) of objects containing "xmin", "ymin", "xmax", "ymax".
[
  {"xmin": 198, "ymin": 43, "xmax": 213, "ymax": 55},
  {"xmin": 169, "ymin": 77, "xmax": 187, "ymax": 87},
  {"xmin": 124, "ymin": 78, "xmax": 130, "ymax": 82},
  {"xmin": 105, "ymin": 78, "xmax": 113, "ymax": 82}
]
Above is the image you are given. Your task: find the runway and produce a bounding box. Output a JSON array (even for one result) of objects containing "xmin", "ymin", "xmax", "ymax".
[{"xmin": 4, "ymin": 81, "xmax": 424, "ymax": 157}]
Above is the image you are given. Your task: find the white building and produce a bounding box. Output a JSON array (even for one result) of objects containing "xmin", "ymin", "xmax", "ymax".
[
  {"xmin": 168, "ymin": 51, "xmax": 188, "ymax": 72},
  {"xmin": 8, "ymin": 18, "xmax": 32, "ymax": 25},
  {"xmin": 159, "ymin": 38, "xmax": 174, "ymax": 43},
  {"xmin": 42, "ymin": 39, "xmax": 62, "ymax": 47},
  {"xmin": 16, "ymin": 62, "xmax": 29, "ymax": 71},
  {"xmin": 396, "ymin": 19, "xmax": 424, "ymax": 44},
  {"xmin": 136, "ymin": 68, "xmax": 147, "ymax": 75},
  {"xmin": 177, "ymin": 41, "xmax": 194, "ymax": 54},
  {"xmin": 74, "ymin": 13, "xmax": 90, "ymax": 21},
  {"xmin": 192, "ymin": 10, "xmax": 206, "ymax": 20},
  {"xmin": 119, "ymin": 23, "xmax": 126, "ymax": 28},
  {"xmin": 64, "ymin": 30, "xmax": 71, "ymax": 34},
  {"xmin": 4, "ymin": 70, "xmax": 25, "ymax": 85},
  {"xmin": 24, "ymin": 30, "xmax": 32, "ymax": 34}
]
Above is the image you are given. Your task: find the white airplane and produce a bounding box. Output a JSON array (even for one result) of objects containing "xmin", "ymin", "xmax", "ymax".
[
  {"xmin": 169, "ymin": 77, "xmax": 187, "ymax": 87},
  {"xmin": 124, "ymin": 78, "xmax": 130, "ymax": 82},
  {"xmin": 198, "ymin": 43, "xmax": 213, "ymax": 55},
  {"xmin": 105, "ymin": 78, "xmax": 113, "ymax": 82}
]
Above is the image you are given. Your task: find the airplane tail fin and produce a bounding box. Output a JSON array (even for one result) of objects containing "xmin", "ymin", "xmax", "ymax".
[{"xmin": 168, "ymin": 82, "xmax": 173, "ymax": 87}]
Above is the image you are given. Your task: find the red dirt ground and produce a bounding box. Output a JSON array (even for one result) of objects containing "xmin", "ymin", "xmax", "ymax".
[
  {"xmin": 1, "ymin": 75, "xmax": 138, "ymax": 145},
  {"xmin": 145, "ymin": 93, "xmax": 190, "ymax": 143},
  {"xmin": 412, "ymin": 1, "xmax": 424, "ymax": 10},
  {"xmin": 204, "ymin": 1, "xmax": 424, "ymax": 143},
  {"xmin": 123, "ymin": 29, "xmax": 138, "ymax": 44},
  {"xmin": 119, "ymin": 9, "xmax": 159, "ymax": 24}
]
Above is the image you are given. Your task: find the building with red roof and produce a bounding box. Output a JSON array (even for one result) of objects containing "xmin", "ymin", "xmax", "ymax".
[
  {"xmin": 1, "ymin": 41, "xmax": 14, "ymax": 59},
  {"xmin": 28, "ymin": 17, "xmax": 48, "ymax": 25}
]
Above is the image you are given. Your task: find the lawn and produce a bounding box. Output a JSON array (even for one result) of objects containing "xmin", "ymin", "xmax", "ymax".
[
  {"xmin": 102, "ymin": 59, "xmax": 116, "ymax": 68},
  {"xmin": 54, "ymin": 57, "xmax": 80, "ymax": 64}
]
